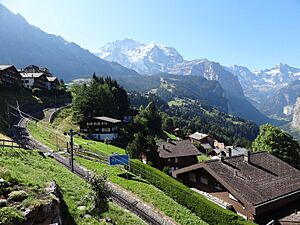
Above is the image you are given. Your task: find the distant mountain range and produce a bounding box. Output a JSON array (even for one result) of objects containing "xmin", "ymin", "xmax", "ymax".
[
  {"xmin": 93, "ymin": 39, "xmax": 300, "ymax": 122},
  {"xmin": 93, "ymin": 39, "xmax": 275, "ymax": 124},
  {"xmin": 227, "ymin": 64, "xmax": 300, "ymax": 119},
  {"xmin": 1, "ymin": 1, "xmax": 296, "ymax": 126},
  {"xmin": 0, "ymin": 4, "xmax": 138, "ymax": 81}
]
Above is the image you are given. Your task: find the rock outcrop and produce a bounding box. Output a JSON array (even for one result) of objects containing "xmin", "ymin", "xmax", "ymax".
[
  {"xmin": 292, "ymin": 97, "xmax": 300, "ymax": 128},
  {"xmin": 22, "ymin": 181, "xmax": 63, "ymax": 225}
]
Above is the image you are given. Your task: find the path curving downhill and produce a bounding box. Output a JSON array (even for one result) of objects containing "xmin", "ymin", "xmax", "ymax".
[{"xmin": 12, "ymin": 108, "xmax": 178, "ymax": 225}]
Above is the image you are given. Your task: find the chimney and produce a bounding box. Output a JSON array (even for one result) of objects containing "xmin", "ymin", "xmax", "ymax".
[
  {"xmin": 244, "ymin": 150, "xmax": 250, "ymax": 163},
  {"xmin": 220, "ymin": 154, "xmax": 225, "ymax": 162},
  {"xmin": 167, "ymin": 138, "xmax": 170, "ymax": 143}
]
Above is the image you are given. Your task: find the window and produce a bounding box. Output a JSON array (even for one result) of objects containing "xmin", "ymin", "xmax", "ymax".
[
  {"xmin": 200, "ymin": 177, "xmax": 208, "ymax": 185},
  {"xmin": 102, "ymin": 122, "xmax": 108, "ymax": 125},
  {"xmin": 174, "ymin": 157, "xmax": 178, "ymax": 163},
  {"xmin": 25, "ymin": 80, "xmax": 29, "ymax": 83},
  {"xmin": 102, "ymin": 128, "xmax": 110, "ymax": 132},
  {"xmin": 189, "ymin": 173, "xmax": 197, "ymax": 183},
  {"xmin": 95, "ymin": 128, "xmax": 99, "ymax": 131}
]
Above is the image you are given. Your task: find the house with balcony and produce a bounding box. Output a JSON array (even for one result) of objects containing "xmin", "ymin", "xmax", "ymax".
[
  {"xmin": 20, "ymin": 72, "xmax": 48, "ymax": 90},
  {"xmin": 0, "ymin": 65, "xmax": 22, "ymax": 86},
  {"xmin": 79, "ymin": 116, "xmax": 122, "ymax": 141},
  {"xmin": 172, "ymin": 151, "xmax": 300, "ymax": 223}
]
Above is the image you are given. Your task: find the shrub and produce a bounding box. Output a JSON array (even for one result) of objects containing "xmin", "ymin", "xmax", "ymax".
[
  {"xmin": 88, "ymin": 173, "xmax": 111, "ymax": 214},
  {"xmin": 8, "ymin": 191, "xmax": 28, "ymax": 202},
  {"xmin": 32, "ymin": 88, "xmax": 41, "ymax": 97},
  {"xmin": 0, "ymin": 207, "xmax": 25, "ymax": 225},
  {"xmin": 129, "ymin": 159, "xmax": 253, "ymax": 225}
]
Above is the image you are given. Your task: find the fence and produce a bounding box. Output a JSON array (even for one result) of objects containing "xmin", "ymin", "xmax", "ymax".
[{"xmin": 0, "ymin": 139, "xmax": 20, "ymax": 148}]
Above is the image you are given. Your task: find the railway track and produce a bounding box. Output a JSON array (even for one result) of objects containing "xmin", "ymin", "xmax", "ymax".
[{"xmin": 12, "ymin": 113, "xmax": 177, "ymax": 225}]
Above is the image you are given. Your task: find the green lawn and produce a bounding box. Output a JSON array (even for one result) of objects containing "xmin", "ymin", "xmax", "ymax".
[
  {"xmin": 0, "ymin": 147, "xmax": 146, "ymax": 225},
  {"xmin": 74, "ymin": 137, "xmax": 125, "ymax": 155},
  {"xmin": 27, "ymin": 120, "xmax": 68, "ymax": 151},
  {"xmin": 76, "ymin": 157, "xmax": 207, "ymax": 225}
]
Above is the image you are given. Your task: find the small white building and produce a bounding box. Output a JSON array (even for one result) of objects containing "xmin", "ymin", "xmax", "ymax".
[{"xmin": 20, "ymin": 72, "xmax": 48, "ymax": 89}]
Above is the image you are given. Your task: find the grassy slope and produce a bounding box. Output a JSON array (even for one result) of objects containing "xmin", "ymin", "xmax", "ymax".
[
  {"xmin": 0, "ymin": 147, "xmax": 145, "ymax": 225},
  {"xmin": 27, "ymin": 110, "xmax": 207, "ymax": 225},
  {"xmin": 77, "ymin": 158, "xmax": 207, "ymax": 225}
]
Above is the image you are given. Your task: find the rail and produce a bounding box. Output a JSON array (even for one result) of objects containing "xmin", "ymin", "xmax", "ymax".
[
  {"xmin": 12, "ymin": 114, "xmax": 172, "ymax": 225},
  {"xmin": 0, "ymin": 139, "xmax": 20, "ymax": 148}
]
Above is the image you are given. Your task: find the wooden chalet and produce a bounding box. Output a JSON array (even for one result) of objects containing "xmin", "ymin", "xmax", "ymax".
[
  {"xmin": 20, "ymin": 65, "xmax": 59, "ymax": 90},
  {"xmin": 172, "ymin": 151, "xmax": 300, "ymax": 223},
  {"xmin": 79, "ymin": 116, "xmax": 122, "ymax": 141},
  {"xmin": 0, "ymin": 65, "xmax": 22, "ymax": 86},
  {"xmin": 156, "ymin": 139, "xmax": 200, "ymax": 171},
  {"xmin": 20, "ymin": 72, "xmax": 48, "ymax": 89},
  {"xmin": 46, "ymin": 76, "xmax": 59, "ymax": 90}
]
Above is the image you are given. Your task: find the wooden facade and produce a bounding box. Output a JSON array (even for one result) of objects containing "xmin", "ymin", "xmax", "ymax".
[
  {"xmin": 0, "ymin": 65, "xmax": 22, "ymax": 86},
  {"xmin": 157, "ymin": 140, "xmax": 200, "ymax": 171},
  {"xmin": 79, "ymin": 116, "xmax": 121, "ymax": 141}
]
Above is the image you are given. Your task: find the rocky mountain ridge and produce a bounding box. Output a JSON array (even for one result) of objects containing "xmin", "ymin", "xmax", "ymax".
[
  {"xmin": 0, "ymin": 4, "xmax": 138, "ymax": 82},
  {"xmin": 292, "ymin": 97, "xmax": 300, "ymax": 128}
]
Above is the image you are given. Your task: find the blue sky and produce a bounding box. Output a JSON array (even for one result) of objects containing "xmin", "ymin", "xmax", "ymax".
[{"xmin": 1, "ymin": 0, "xmax": 300, "ymax": 70}]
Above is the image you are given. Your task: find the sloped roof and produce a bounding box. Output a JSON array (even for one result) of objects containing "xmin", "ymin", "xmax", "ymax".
[
  {"xmin": 189, "ymin": 132, "xmax": 208, "ymax": 141},
  {"xmin": 93, "ymin": 116, "xmax": 122, "ymax": 123},
  {"xmin": 20, "ymin": 72, "xmax": 44, "ymax": 78},
  {"xmin": 46, "ymin": 76, "xmax": 58, "ymax": 82},
  {"xmin": 201, "ymin": 143, "xmax": 213, "ymax": 150},
  {"xmin": 157, "ymin": 140, "xmax": 201, "ymax": 158},
  {"xmin": 0, "ymin": 65, "xmax": 13, "ymax": 71},
  {"xmin": 173, "ymin": 152, "xmax": 300, "ymax": 207}
]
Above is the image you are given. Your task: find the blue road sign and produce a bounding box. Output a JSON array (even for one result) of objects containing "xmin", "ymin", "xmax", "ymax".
[{"xmin": 109, "ymin": 154, "xmax": 129, "ymax": 166}]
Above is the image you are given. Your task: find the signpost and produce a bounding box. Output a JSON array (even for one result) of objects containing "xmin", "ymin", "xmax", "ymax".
[{"xmin": 109, "ymin": 154, "xmax": 129, "ymax": 166}]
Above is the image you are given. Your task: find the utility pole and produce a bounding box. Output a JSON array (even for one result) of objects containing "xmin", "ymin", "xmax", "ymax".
[{"xmin": 70, "ymin": 129, "xmax": 74, "ymax": 172}]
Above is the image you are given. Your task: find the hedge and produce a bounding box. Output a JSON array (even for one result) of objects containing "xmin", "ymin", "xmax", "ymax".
[{"xmin": 129, "ymin": 159, "xmax": 254, "ymax": 225}]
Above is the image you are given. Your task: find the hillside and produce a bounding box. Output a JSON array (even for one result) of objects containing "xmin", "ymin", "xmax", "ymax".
[
  {"xmin": 0, "ymin": 4, "xmax": 138, "ymax": 81},
  {"xmin": 93, "ymin": 39, "xmax": 271, "ymax": 124},
  {"xmin": 0, "ymin": 87, "xmax": 37, "ymax": 133},
  {"xmin": 227, "ymin": 64, "xmax": 300, "ymax": 121},
  {"xmin": 0, "ymin": 147, "xmax": 146, "ymax": 225},
  {"xmin": 25, "ymin": 108, "xmax": 251, "ymax": 225},
  {"xmin": 262, "ymin": 80, "xmax": 300, "ymax": 120}
]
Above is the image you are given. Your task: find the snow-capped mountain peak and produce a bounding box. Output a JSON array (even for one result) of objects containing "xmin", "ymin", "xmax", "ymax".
[{"xmin": 92, "ymin": 39, "xmax": 184, "ymax": 74}]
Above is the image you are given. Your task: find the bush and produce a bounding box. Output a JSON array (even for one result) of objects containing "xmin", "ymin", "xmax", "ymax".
[
  {"xmin": 0, "ymin": 207, "xmax": 25, "ymax": 225},
  {"xmin": 88, "ymin": 173, "xmax": 111, "ymax": 214},
  {"xmin": 129, "ymin": 159, "xmax": 253, "ymax": 225},
  {"xmin": 32, "ymin": 88, "xmax": 41, "ymax": 97},
  {"xmin": 8, "ymin": 191, "xmax": 28, "ymax": 202}
]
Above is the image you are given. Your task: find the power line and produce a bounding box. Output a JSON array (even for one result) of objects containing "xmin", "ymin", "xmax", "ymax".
[{"xmin": 10, "ymin": 105, "xmax": 195, "ymax": 200}]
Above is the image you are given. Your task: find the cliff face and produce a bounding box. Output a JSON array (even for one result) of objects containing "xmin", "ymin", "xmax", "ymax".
[{"xmin": 292, "ymin": 97, "xmax": 300, "ymax": 128}]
